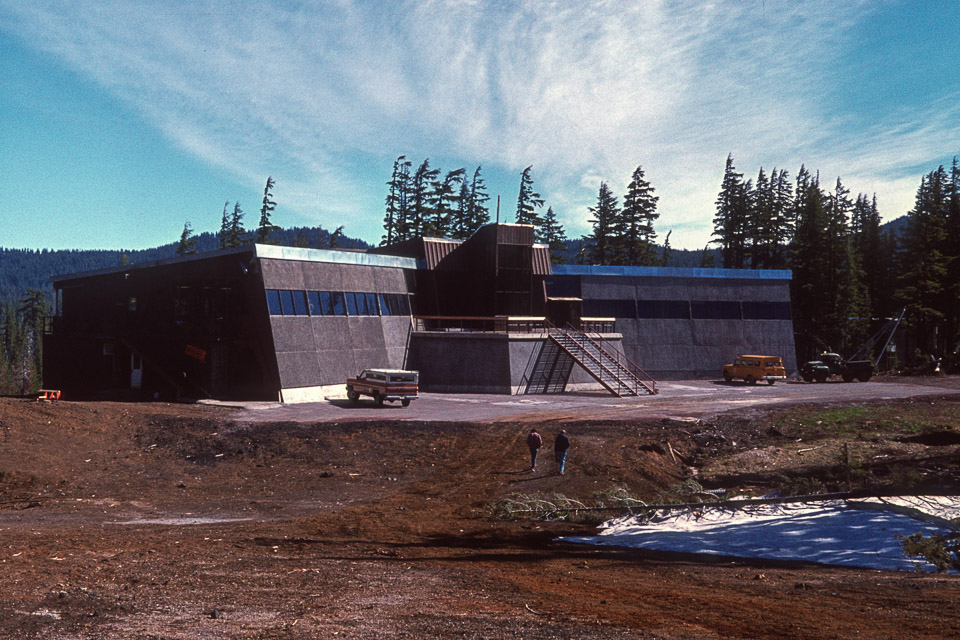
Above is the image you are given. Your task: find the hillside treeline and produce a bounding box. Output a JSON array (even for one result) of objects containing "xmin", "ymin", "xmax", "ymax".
[{"xmin": 708, "ymin": 155, "xmax": 959, "ymax": 367}]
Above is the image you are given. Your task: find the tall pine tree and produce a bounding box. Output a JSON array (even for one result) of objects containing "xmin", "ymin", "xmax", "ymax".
[
  {"xmin": 712, "ymin": 154, "xmax": 750, "ymax": 268},
  {"xmin": 383, "ymin": 155, "xmax": 412, "ymax": 245},
  {"xmin": 619, "ymin": 165, "xmax": 660, "ymax": 266},
  {"xmin": 255, "ymin": 176, "xmax": 279, "ymax": 244},
  {"xmin": 539, "ymin": 206, "xmax": 568, "ymax": 264},
  {"xmin": 409, "ymin": 159, "xmax": 439, "ymax": 239},
  {"xmin": 515, "ymin": 166, "xmax": 544, "ymax": 227},
  {"xmin": 588, "ymin": 182, "xmax": 619, "ymax": 265}
]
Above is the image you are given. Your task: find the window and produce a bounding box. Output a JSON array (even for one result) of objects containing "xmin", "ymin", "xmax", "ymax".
[
  {"xmin": 582, "ymin": 299, "xmax": 636, "ymax": 318},
  {"xmin": 307, "ymin": 291, "xmax": 324, "ymax": 316},
  {"xmin": 345, "ymin": 292, "xmax": 360, "ymax": 316},
  {"xmin": 636, "ymin": 300, "xmax": 690, "ymax": 319},
  {"xmin": 266, "ymin": 290, "xmax": 283, "ymax": 315},
  {"xmin": 378, "ymin": 293, "xmax": 392, "ymax": 316},
  {"xmin": 291, "ymin": 291, "xmax": 308, "ymax": 315},
  {"xmin": 691, "ymin": 301, "xmax": 741, "ymax": 320},
  {"xmin": 279, "ymin": 290, "xmax": 295, "ymax": 315},
  {"xmin": 330, "ymin": 291, "xmax": 346, "ymax": 316},
  {"xmin": 365, "ymin": 293, "xmax": 379, "ymax": 315},
  {"xmin": 742, "ymin": 301, "xmax": 792, "ymax": 320}
]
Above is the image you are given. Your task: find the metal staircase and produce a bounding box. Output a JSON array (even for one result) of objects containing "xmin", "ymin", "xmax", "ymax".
[
  {"xmin": 547, "ymin": 325, "xmax": 658, "ymax": 397},
  {"xmin": 522, "ymin": 336, "xmax": 576, "ymax": 394}
]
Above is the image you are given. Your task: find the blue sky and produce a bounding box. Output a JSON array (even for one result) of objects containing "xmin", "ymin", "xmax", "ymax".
[{"xmin": 1, "ymin": 1, "xmax": 959, "ymax": 251}]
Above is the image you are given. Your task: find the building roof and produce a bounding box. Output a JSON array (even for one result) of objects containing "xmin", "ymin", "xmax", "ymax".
[
  {"xmin": 551, "ymin": 265, "xmax": 792, "ymax": 280},
  {"xmin": 51, "ymin": 244, "xmax": 418, "ymax": 285}
]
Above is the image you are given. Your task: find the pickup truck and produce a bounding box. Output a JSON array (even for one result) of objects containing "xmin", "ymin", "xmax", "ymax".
[
  {"xmin": 346, "ymin": 369, "xmax": 419, "ymax": 407},
  {"xmin": 800, "ymin": 352, "xmax": 873, "ymax": 383},
  {"xmin": 722, "ymin": 355, "xmax": 787, "ymax": 385}
]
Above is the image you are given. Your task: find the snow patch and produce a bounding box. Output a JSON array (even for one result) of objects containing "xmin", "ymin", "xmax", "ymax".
[{"xmin": 564, "ymin": 496, "xmax": 960, "ymax": 572}]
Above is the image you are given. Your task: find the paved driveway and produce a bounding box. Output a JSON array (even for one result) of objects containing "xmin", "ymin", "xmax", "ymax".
[{"xmin": 227, "ymin": 377, "xmax": 960, "ymax": 424}]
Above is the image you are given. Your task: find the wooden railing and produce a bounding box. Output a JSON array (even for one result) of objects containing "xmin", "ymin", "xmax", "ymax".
[{"xmin": 413, "ymin": 316, "xmax": 617, "ymax": 334}]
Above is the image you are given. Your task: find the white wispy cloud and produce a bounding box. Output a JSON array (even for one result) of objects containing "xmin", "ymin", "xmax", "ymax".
[{"xmin": 2, "ymin": 0, "xmax": 958, "ymax": 247}]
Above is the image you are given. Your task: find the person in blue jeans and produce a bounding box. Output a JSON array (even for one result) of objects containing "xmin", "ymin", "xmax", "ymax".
[
  {"xmin": 526, "ymin": 429, "xmax": 543, "ymax": 471},
  {"xmin": 554, "ymin": 429, "xmax": 570, "ymax": 475}
]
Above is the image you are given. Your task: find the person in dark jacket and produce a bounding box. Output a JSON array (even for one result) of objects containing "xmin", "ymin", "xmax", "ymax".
[
  {"xmin": 554, "ymin": 429, "xmax": 570, "ymax": 474},
  {"xmin": 526, "ymin": 429, "xmax": 543, "ymax": 471}
]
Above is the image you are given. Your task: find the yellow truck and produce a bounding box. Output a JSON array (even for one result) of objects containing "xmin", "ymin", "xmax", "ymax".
[{"xmin": 722, "ymin": 355, "xmax": 786, "ymax": 385}]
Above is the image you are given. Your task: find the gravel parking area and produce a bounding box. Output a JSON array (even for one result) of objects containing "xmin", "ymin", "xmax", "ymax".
[{"xmin": 229, "ymin": 376, "xmax": 960, "ymax": 423}]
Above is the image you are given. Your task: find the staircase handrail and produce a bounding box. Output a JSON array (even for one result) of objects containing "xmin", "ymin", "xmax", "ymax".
[
  {"xmin": 544, "ymin": 321, "xmax": 657, "ymax": 396},
  {"xmin": 565, "ymin": 322, "xmax": 658, "ymax": 395},
  {"xmin": 545, "ymin": 324, "xmax": 629, "ymax": 395}
]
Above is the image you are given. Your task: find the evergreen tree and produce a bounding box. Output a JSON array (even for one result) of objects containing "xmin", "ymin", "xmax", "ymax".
[
  {"xmin": 426, "ymin": 168, "xmax": 465, "ymax": 237},
  {"xmin": 17, "ymin": 289, "xmax": 48, "ymax": 392},
  {"xmin": 539, "ymin": 206, "xmax": 568, "ymax": 264},
  {"xmin": 256, "ymin": 176, "xmax": 279, "ymax": 244},
  {"xmin": 661, "ymin": 230, "xmax": 672, "ymax": 267},
  {"xmin": 620, "ymin": 165, "xmax": 660, "ymax": 266},
  {"xmin": 515, "ymin": 166, "xmax": 544, "ymax": 227},
  {"xmin": 712, "ymin": 154, "xmax": 750, "ymax": 268},
  {"xmin": 699, "ymin": 244, "xmax": 717, "ymax": 268},
  {"xmin": 230, "ymin": 202, "xmax": 247, "ymax": 247},
  {"xmin": 383, "ymin": 156, "xmax": 412, "ymax": 245},
  {"xmin": 218, "ymin": 201, "xmax": 232, "ymax": 249},
  {"xmin": 0, "ymin": 303, "xmax": 21, "ymax": 393},
  {"xmin": 945, "ymin": 157, "xmax": 960, "ymax": 366},
  {"xmin": 791, "ymin": 173, "xmax": 831, "ymax": 355},
  {"xmin": 328, "ymin": 225, "xmax": 345, "ymax": 249},
  {"xmin": 898, "ymin": 166, "xmax": 950, "ymax": 357},
  {"xmin": 176, "ymin": 221, "xmax": 198, "ymax": 256},
  {"xmin": 409, "ymin": 159, "xmax": 439, "ymax": 238},
  {"xmin": 450, "ymin": 176, "xmax": 472, "ymax": 241},
  {"xmin": 587, "ymin": 182, "xmax": 619, "ymax": 265},
  {"xmin": 825, "ymin": 177, "xmax": 868, "ymax": 350},
  {"xmin": 770, "ymin": 168, "xmax": 795, "ymax": 268},
  {"xmin": 463, "ymin": 166, "xmax": 490, "ymax": 239},
  {"xmin": 851, "ymin": 193, "xmax": 883, "ymax": 316}
]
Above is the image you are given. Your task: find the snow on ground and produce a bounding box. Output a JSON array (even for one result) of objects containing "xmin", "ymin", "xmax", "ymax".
[{"xmin": 564, "ymin": 496, "xmax": 960, "ymax": 572}]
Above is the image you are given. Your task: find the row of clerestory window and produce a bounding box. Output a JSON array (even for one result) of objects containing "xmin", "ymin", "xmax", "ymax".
[
  {"xmin": 266, "ymin": 289, "xmax": 411, "ymax": 317},
  {"xmin": 582, "ymin": 299, "xmax": 792, "ymax": 320}
]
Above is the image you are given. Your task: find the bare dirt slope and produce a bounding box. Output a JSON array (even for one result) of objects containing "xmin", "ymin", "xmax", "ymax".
[{"xmin": 1, "ymin": 395, "xmax": 960, "ymax": 639}]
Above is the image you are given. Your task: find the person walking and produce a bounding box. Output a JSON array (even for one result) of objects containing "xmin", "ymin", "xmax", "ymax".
[
  {"xmin": 554, "ymin": 429, "xmax": 570, "ymax": 475},
  {"xmin": 526, "ymin": 429, "xmax": 543, "ymax": 471}
]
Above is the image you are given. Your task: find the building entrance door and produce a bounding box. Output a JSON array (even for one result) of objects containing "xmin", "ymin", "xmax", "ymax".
[{"xmin": 130, "ymin": 353, "xmax": 143, "ymax": 389}]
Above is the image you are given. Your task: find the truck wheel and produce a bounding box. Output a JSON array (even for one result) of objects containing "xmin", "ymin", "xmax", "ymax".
[
  {"xmin": 401, "ymin": 398, "xmax": 411, "ymax": 407},
  {"xmin": 745, "ymin": 375, "xmax": 756, "ymax": 385},
  {"xmin": 801, "ymin": 374, "xmax": 813, "ymax": 383},
  {"xmin": 767, "ymin": 379, "xmax": 775, "ymax": 385},
  {"xmin": 373, "ymin": 391, "xmax": 384, "ymax": 406},
  {"xmin": 346, "ymin": 387, "xmax": 359, "ymax": 402},
  {"xmin": 842, "ymin": 373, "xmax": 854, "ymax": 382},
  {"xmin": 858, "ymin": 373, "xmax": 872, "ymax": 382},
  {"xmin": 723, "ymin": 371, "xmax": 733, "ymax": 383},
  {"xmin": 815, "ymin": 373, "xmax": 827, "ymax": 383}
]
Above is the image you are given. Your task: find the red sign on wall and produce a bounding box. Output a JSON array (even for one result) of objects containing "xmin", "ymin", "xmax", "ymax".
[{"xmin": 185, "ymin": 344, "xmax": 207, "ymax": 362}]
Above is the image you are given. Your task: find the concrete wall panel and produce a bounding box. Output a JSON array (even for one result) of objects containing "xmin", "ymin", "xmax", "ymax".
[
  {"xmin": 276, "ymin": 351, "xmax": 323, "ymax": 388},
  {"xmin": 261, "ymin": 260, "xmax": 306, "ymax": 290},
  {"xmin": 312, "ymin": 317, "xmax": 351, "ymax": 350},
  {"xmin": 270, "ymin": 318, "xmax": 317, "ymax": 352}
]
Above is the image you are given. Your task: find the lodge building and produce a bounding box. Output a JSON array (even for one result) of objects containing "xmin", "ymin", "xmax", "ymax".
[{"xmin": 43, "ymin": 224, "xmax": 797, "ymax": 401}]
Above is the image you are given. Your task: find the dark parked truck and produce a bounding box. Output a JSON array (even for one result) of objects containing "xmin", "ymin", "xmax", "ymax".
[
  {"xmin": 799, "ymin": 352, "xmax": 873, "ymax": 383},
  {"xmin": 346, "ymin": 369, "xmax": 419, "ymax": 406}
]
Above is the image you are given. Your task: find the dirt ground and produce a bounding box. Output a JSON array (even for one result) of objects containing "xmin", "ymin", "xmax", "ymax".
[{"xmin": 2, "ymin": 387, "xmax": 960, "ymax": 639}]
